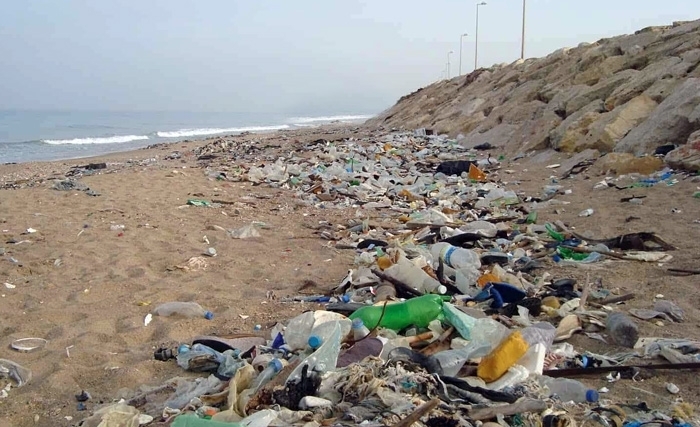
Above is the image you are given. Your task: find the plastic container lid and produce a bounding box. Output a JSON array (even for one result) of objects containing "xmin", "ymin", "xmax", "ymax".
[
  {"xmin": 586, "ymin": 389, "xmax": 600, "ymax": 403},
  {"xmin": 204, "ymin": 311, "xmax": 214, "ymax": 320},
  {"xmin": 269, "ymin": 358, "xmax": 283, "ymax": 372},
  {"xmin": 308, "ymin": 335, "xmax": 323, "ymax": 349}
]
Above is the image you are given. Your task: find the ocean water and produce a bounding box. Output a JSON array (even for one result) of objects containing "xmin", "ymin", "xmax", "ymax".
[{"xmin": 0, "ymin": 110, "xmax": 373, "ymax": 164}]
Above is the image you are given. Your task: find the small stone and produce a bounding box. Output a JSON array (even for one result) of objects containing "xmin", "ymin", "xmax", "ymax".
[
  {"xmin": 655, "ymin": 320, "xmax": 664, "ymax": 327},
  {"xmin": 138, "ymin": 414, "xmax": 154, "ymax": 425},
  {"xmin": 205, "ymin": 247, "xmax": 217, "ymax": 257},
  {"xmin": 666, "ymin": 383, "xmax": 680, "ymax": 394},
  {"xmin": 75, "ymin": 390, "xmax": 91, "ymax": 402},
  {"xmin": 34, "ymin": 414, "xmax": 39, "ymax": 423}
]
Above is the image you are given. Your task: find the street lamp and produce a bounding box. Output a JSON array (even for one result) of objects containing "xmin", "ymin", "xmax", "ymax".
[
  {"xmin": 447, "ymin": 50, "xmax": 454, "ymax": 79},
  {"xmin": 475, "ymin": 2, "xmax": 487, "ymax": 70},
  {"xmin": 459, "ymin": 33, "xmax": 469, "ymax": 76},
  {"xmin": 521, "ymin": 0, "xmax": 526, "ymax": 59}
]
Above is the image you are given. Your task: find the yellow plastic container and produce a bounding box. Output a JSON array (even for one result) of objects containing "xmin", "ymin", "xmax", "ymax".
[{"xmin": 477, "ymin": 331, "xmax": 529, "ymax": 383}]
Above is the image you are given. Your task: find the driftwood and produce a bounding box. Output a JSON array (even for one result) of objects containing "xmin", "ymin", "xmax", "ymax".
[
  {"xmin": 391, "ymin": 398, "xmax": 440, "ymax": 427},
  {"xmin": 469, "ymin": 399, "xmax": 547, "ymax": 421},
  {"xmin": 668, "ymin": 268, "xmax": 700, "ymax": 276},
  {"xmin": 554, "ymin": 220, "xmax": 676, "ymax": 251}
]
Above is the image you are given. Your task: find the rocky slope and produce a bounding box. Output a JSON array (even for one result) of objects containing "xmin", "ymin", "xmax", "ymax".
[{"xmin": 366, "ymin": 19, "xmax": 700, "ymax": 170}]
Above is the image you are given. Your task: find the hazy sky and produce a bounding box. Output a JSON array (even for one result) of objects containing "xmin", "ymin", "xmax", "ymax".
[{"xmin": 1, "ymin": 1, "xmax": 699, "ymax": 115}]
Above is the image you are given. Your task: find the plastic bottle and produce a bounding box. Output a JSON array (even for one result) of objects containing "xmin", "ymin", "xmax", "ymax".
[
  {"xmin": 287, "ymin": 322, "xmax": 342, "ymax": 384},
  {"xmin": 454, "ymin": 267, "xmax": 480, "ymax": 294},
  {"xmin": 606, "ymin": 312, "xmax": 639, "ymax": 348},
  {"xmin": 432, "ymin": 340, "xmax": 492, "ymax": 377},
  {"xmin": 349, "ymin": 294, "xmax": 449, "ymax": 330},
  {"xmin": 308, "ymin": 317, "xmax": 352, "ymax": 349},
  {"xmin": 283, "ymin": 311, "xmax": 316, "ymax": 351},
  {"xmin": 431, "ymin": 243, "xmax": 481, "ymax": 270},
  {"xmin": 249, "ymin": 359, "xmax": 283, "ymax": 393},
  {"xmin": 153, "ymin": 302, "xmax": 213, "ymax": 319},
  {"xmin": 351, "ymin": 318, "xmax": 371, "ymax": 341},
  {"xmin": 477, "ymin": 331, "xmax": 529, "ymax": 383},
  {"xmin": 537, "ymin": 376, "xmax": 599, "ymax": 403},
  {"xmin": 383, "ymin": 256, "xmax": 446, "ymax": 294}
]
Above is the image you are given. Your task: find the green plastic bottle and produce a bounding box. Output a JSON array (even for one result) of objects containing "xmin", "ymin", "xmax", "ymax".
[
  {"xmin": 526, "ymin": 211, "xmax": 538, "ymax": 224},
  {"xmin": 545, "ymin": 223, "xmax": 565, "ymax": 242},
  {"xmin": 349, "ymin": 294, "xmax": 450, "ymax": 330}
]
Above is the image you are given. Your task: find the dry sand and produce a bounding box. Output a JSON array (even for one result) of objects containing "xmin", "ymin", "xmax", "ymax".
[{"xmin": 1, "ymin": 126, "xmax": 700, "ymax": 426}]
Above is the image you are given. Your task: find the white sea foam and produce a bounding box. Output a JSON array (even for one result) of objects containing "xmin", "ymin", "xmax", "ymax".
[
  {"xmin": 289, "ymin": 114, "xmax": 373, "ymax": 124},
  {"xmin": 42, "ymin": 135, "xmax": 149, "ymax": 145},
  {"xmin": 156, "ymin": 125, "xmax": 290, "ymax": 138}
]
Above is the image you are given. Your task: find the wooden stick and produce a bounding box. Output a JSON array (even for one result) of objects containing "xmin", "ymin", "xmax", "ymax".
[
  {"xmin": 668, "ymin": 268, "xmax": 700, "ymax": 275},
  {"xmin": 544, "ymin": 362, "xmax": 700, "ymax": 378},
  {"xmin": 588, "ymin": 293, "xmax": 636, "ymax": 308},
  {"xmin": 391, "ymin": 398, "xmax": 440, "ymax": 427},
  {"xmin": 419, "ymin": 326, "xmax": 455, "ymax": 355},
  {"xmin": 469, "ymin": 399, "xmax": 547, "ymax": 421},
  {"xmin": 371, "ymin": 269, "xmax": 422, "ymax": 297},
  {"xmin": 408, "ymin": 331, "xmax": 438, "ymax": 346}
]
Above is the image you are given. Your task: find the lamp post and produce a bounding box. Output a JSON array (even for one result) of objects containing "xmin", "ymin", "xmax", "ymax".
[
  {"xmin": 447, "ymin": 50, "xmax": 454, "ymax": 79},
  {"xmin": 475, "ymin": 2, "xmax": 487, "ymax": 70},
  {"xmin": 459, "ymin": 33, "xmax": 469, "ymax": 76},
  {"xmin": 521, "ymin": 0, "xmax": 526, "ymax": 59}
]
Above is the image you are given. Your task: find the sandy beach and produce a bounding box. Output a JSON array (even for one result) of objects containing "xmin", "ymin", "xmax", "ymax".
[{"xmin": 1, "ymin": 124, "xmax": 700, "ymax": 426}]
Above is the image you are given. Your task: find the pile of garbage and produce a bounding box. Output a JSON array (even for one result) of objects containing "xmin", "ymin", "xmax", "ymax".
[{"xmin": 77, "ymin": 130, "xmax": 698, "ymax": 426}]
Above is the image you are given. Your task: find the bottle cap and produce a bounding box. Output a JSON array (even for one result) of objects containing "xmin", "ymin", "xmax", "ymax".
[
  {"xmin": 437, "ymin": 285, "xmax": 447, "ymax": 295},
  {"xmin": 308, "ymin": 335, "xmax": 323, "ymax": 349},
  {"xmin": 585, "ymin": 389, "xmax": 599, "ymax": 402},
  {"xmin": 204, "ymin": 311, "xmax": 214, "ymax": 320},
  {"xmin": 351, "ymin": 318, "xmax": 365, "ymax": 329},
  {"xmin": 269, "ymin": 358, "xmax": 283, "ymax": 372}
]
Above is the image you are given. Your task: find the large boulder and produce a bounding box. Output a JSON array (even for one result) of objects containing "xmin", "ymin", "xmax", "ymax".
[
  {"xmin": 594, "ymin": 153, "xmax": 665, "ymax": 175},
  {"xmin": 511, "ymin": 109, "xmax": 563, "ymax": 152},
  {"xmin": 665, "ymin": 130, "xmax": 700, "ymax": 171},
  {"xmin": 550, "ymin": 100, "xmax": 605, "ymax": 151},
  {"xmin": 577, "ymin": 95, "xmax": 658, "ymax": 152},
  {"xmin": 615, "ymin": 78, "xmax": 700, "ymax": 155},
  {"xmin": 604, "ymin": 57, "xmax": 683, "ymax": 109},
  {"xmin": 565, "ymin": 70, "xmax": 638, "ymax": 116}
]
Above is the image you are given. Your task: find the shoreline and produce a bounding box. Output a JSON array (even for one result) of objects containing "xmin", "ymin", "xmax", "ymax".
[
  {"xmin": 0, "ymin": 112, "xmax": 375, "ymax": 165},
  {"xmin": 1, "ymin": 123, "xmax": 699, "ymax": 426}
]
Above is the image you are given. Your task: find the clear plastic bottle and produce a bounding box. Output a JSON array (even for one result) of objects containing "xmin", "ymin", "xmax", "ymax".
[
  {"xmin": 606, "ymin": 312, "xmax": 639, "ymax": 348},
  {"xmin": 537, "ymin": 376, "xmax": 599, "ymax": 403},
  {"xmin": 287, "ymin": 322, "xmax": 342, "ymax": 384},
  {"xmin": 283, "ymin": 311, "xmax": 316, "ymax": 351},
  {"xmin": 383, "ymin": 256, "xmax": 446, "ymax": 294},
  {"xmin": 432, "ymin": 340, "xmax": 492, "ymax": 377},
  {"xmin": 249, "ymin": 359, "xmax": 283, "ymax": 393},
  {"xmin": 153, "ymin": 302, "xmax": 213, "ymax": 319},
  {"xmin": 351, "ymin": 318, "xmax": 371, "ymax": 341},
  {"xmin": 431, "ymin": 243, "xmax": 481, "ymax": 270},
  {"xmin": 308, "ymin": 317, "xmax": 352, "ymax": 349}
]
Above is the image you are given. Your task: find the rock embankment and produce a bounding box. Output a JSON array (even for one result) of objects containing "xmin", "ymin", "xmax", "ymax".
[{"xmin": 367, "ymin": 19, "xmax": 700, "ymax": 170}]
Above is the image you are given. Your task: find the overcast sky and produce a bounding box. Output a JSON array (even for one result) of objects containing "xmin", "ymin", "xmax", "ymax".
[{"xmin": 1, "ymin": 1, "xmax": 699, "ymax": 115}]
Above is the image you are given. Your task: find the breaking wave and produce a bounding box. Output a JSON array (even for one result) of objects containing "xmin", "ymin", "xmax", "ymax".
[
  {"xmin": 289, "ymin": 114, "xmax": 373, "ymax": 124},
  {"xmin": 42, "ymin": 135, "xmax": 150, "ymax": 145},
  {"xmin": 156, "ymin": 125, "xmax": 290, "ymax": 138}
]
